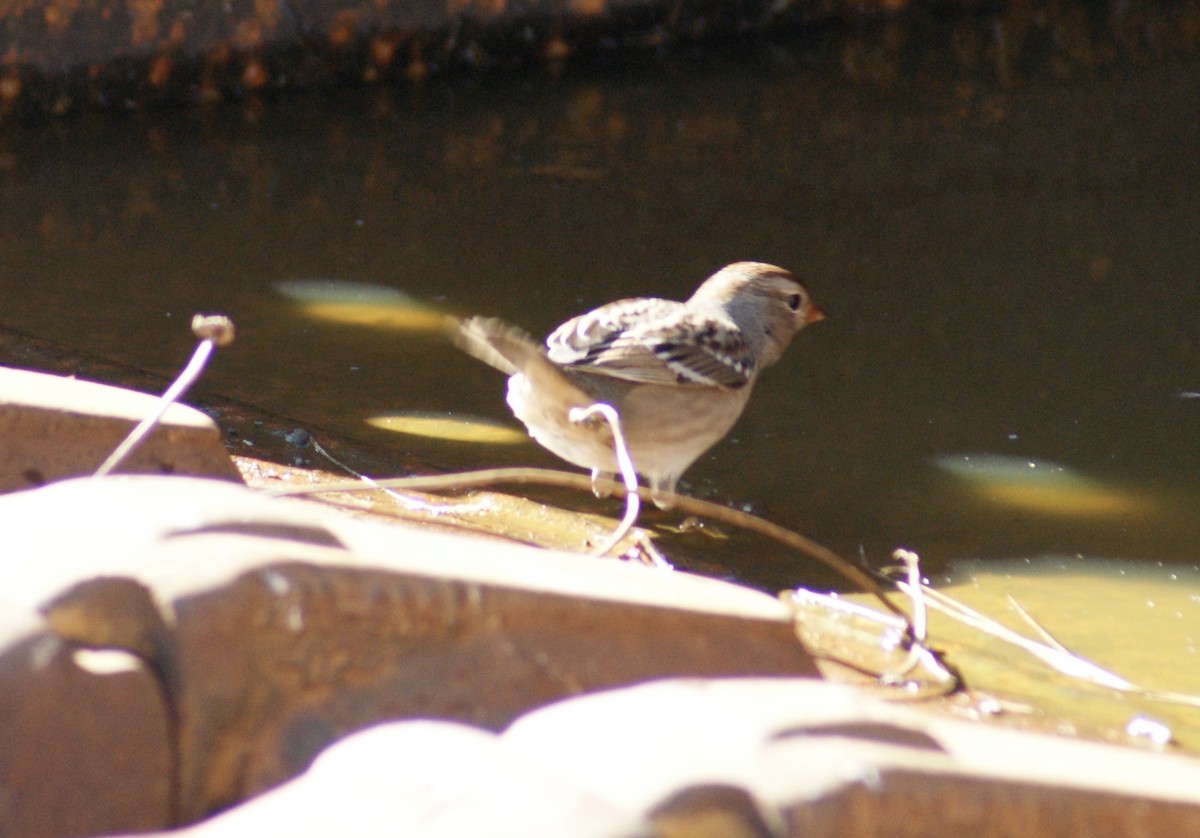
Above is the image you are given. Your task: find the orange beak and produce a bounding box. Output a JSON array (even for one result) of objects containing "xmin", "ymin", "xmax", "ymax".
[{"xmin": 804, "ymin": 304, "xmax": 826, "ymax": 325}]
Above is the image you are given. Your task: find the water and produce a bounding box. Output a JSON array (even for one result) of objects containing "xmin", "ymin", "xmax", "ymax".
[
  {"xmin": 937, "ymin": 557, "xmax": 1200, "ymax": 750},
  {"xmin": 816, "ymin": 556, "xmax": 1200, "ymax": 751},
  {"xmin": 1, "ymin": 30, "xmax": 1199, "ymax": 591}
]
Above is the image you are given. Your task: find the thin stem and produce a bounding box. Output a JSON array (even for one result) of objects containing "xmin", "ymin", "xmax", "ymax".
[
  {"xmin": 888, "ymin": 548, "xmax": 930, "ymax": 679},
  {"xmin": 268, "ymin": 466, "xmax": 910, "ymax": 625},
  {"xmin": 568, "ymin": 403, "xmax": 640, "ymax": 557},
  {"xmin": 94, "ymin": 315, "xmax": 234, "ymax": 478}
]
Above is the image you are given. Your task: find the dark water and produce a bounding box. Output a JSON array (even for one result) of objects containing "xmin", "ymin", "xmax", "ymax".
[{"xmin": 2, "ymin": 29, "xmax": 1199, "ymax": 591}]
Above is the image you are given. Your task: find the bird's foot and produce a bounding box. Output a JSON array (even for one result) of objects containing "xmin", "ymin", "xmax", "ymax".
[
  {"xmin": 649, "ymin": 477, "xmax": 680, "ymax": 510},
  {"xmin": 590, "ymin": 468, "xmax": 615, "ymax": 498}
]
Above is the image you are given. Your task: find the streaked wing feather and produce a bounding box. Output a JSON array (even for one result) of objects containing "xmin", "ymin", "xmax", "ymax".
[
  {"xmin": 651, "ymin": 336, "xmax": 753, "ymax": 387},
  {"xmin": 546, "ymin": 298, "xmax": 677, "ymax": 365},
  {"xmin": 548, "ymin": 299, "xmax": 754, "ymax": 388}
]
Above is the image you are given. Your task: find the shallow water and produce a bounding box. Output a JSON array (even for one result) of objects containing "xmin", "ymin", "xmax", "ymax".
[
  {"xmin": 1, "ymin": 29, "xmax": 1198, "ymax": 591},
  {"xmin": 813, "ymin": 555, "xmax": 1200, "ymax": 751},
  {"xmin": 936, "ymin": 556, "xmax": 1200, "ymax": 750},
  {"xmin": 942, "ymin": 556, "xmax": 1200, "ymax": 694}
]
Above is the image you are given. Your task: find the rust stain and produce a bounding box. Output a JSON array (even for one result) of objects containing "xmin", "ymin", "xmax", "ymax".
[
  {"xmin": 404, "ymin": 42, "xmax": 428, "ymax": 82},
  {"xmin": 0, "ymin": 71, "xmax": 20, "ymax": 102},
  {"xmin": 543, "ymin": 34, "xmax": 570, "ymax": 60},
  {"xmin": 128, "ymin": 0, "xmax": 163, "ymax": 47},
  {"xmin": 147, "ymin": 52, "xmax": 172, "ymax": 87},
  {"xmin": 328, "ymin": 13, "xmax": 357, "ymax": 50},
  {"xmin": 241, "ymin": 57, "xmax": 267, "ymax": 89},
  {"xmin": 234, "ymin": 19, "xmax": 263, "ymax": 50},
  {"xmin": 42, "ymin": 0, "xmax": 81, "ymax": 37},
  {"xmin": 197, "ymin": 45, "xmax": 229, "ymax": 104},
  {"xmin": 165, "ymin": 18, "xmax": 186, "ymax": 47},
  {"xmin": 206, "ymin": 42, "xmax": 231, "ymax": 66},
  {"xmin": 369, "ymin": 34, "xmax": 398, "ymax": 67},
  {"xmin": 252, "ymin": 0, "xmax": 281, "ymax": 30},
  {"xmin": 569, "ymin": 0, "xmax": 605, "ymax": 17}
]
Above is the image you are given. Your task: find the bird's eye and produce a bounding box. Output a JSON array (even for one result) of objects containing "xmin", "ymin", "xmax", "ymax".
[{"xmin": 786, "ymin": 293, "xmax": 803, "ymax": 311}]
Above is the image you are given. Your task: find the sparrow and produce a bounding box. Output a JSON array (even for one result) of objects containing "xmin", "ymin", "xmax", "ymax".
[{"xmin": 452, "ymin": 262, "xmax": 824, "ymax": 507}]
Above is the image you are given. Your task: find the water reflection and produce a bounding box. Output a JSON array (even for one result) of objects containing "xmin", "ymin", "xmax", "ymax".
[
  {"xmin": 0, "ymin": 24, "xmax": 1198, "ymax": 590},
  {"xmin": 366, "ymin": 412, "xmax": 528, "ymax": 444},
  {"xmin": 931, "ymin": 453, "xmax": 1145, "ymax": 517},
  {"xmin": 275, "ymin": 279, "xmax": 447, "ymax": 332}
]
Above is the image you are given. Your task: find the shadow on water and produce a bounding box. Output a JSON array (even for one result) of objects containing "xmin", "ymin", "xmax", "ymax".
[{"xmin": 1, "ymin": 12, "xmax": 1199, "ymax": 592}]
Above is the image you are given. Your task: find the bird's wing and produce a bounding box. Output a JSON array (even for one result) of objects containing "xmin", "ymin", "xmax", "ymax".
[
  {"xmin": 547, "ymin": 299, "xmax": 755, "ymax": 389},
  {"xmin": 544, "ymin": 298, "xmax": 673, "ymax": 365}
]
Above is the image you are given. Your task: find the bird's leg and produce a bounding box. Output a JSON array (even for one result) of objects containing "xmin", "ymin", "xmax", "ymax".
[
  {"xmin": 590, "ymin": 468, "xmax": 615, "ymax": 498},
  {"xmin": 648, "ymin": 475, "xmax": 679, "ymax": 510}
]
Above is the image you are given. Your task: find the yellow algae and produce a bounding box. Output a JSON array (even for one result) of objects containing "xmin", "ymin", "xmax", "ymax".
[{"xmin": 366, "ymin": 412, "xmax": 527, "ymax": 445}]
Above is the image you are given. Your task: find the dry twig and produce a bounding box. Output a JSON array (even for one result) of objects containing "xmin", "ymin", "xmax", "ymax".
[{"xmin": 267, "ymin": 466, "xmax": 912, "ymax": 629}]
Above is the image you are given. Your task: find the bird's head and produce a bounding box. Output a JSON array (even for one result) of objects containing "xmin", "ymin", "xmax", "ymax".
[{"xmin": 689, "ymin": 262, "xmax": 824, "ymax": 367}]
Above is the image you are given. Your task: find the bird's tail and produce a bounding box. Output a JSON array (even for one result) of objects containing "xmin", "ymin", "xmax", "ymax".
[
  {"xmin": 449, "ymin": 316, "xmax": 543, "ymax": 376},
  {"xmin": 450, "ymin": 316, "xmax": 597, "ymax": 410}
]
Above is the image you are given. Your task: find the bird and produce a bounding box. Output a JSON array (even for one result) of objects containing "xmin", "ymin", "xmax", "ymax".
[{"xmin": 452, "ymin": 261, "xmax": 824, "ymax": 508}]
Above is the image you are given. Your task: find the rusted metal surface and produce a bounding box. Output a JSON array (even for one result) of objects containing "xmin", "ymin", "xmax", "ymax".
[
  {"xmin": 0, "ymin": 367, "xmax": 242, "ymax": 492},
  {"xmin": 0, "ymin": 472, "xmax": 815, "ymax": 833},
  {"xmin": 164, "ymin": 561, "xmax": 817, "ymax": 818},
  {"xmin": 0, "ymin": 634, "xmax": 173, "ymax": 838},
  {"xmin": 786, "ymin": 770, "xmax": 1200, "ymax": 836},
  {"xmin": 6, "ymin": 563, "xmax": 816, "ymax": 829}
]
